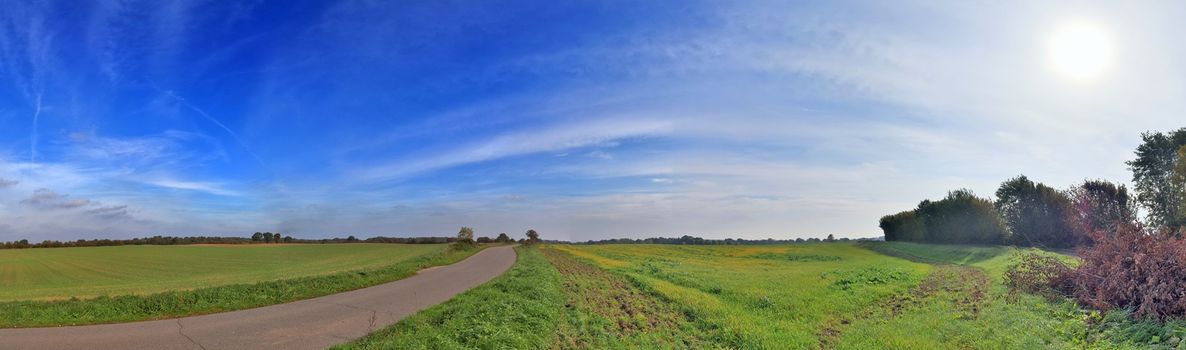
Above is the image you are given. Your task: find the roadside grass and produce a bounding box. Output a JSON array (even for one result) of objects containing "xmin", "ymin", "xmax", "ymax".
[
  {"xmin": 337, "ymin": 246, "xmax": 708, "ymax": 349},
  {"xmin": 336, "ymin": 246, "xmax": 564, "ymax": 349},
  {"xmin": 550, "ymin": 243, "xmax": 931, "ymax": 349},
  {"xmin": 0, "ymin": 244, "xmax": 484, "ymax": 328}
]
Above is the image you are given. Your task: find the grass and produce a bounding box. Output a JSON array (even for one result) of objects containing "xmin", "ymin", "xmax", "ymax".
[
  {"xmin": 549, "ymin": 243, "xmax": 931, "ymax": 349},
  {"xmin": 0, "ymin": 244, "xmax": 444, "ymax": 301},
  {"xmin": 336, "ymin": 246, "xmax": 564, "ymax": 349},
  {"xmin": 337, "ymin": 246, "xmax": 708, "ymax": 349},
  {"xmin": 550, "ymin": 242, "xmax": 1186, "ymax": 349},
  {"xmin": 0, "ymin": 243, "xmax": 484, "ymax": 327}
]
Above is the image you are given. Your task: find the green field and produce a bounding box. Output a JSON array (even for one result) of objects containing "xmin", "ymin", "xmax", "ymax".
[
  {"xmin": 0, "ymin": 244, "xmax": 444, "ymax": 301},
  {"xmin": 0, "ymin": 243, "xmax": 483, "ymax": 327},
  {"xmin": 344, "ymin": 243, "xmax": 1174, "ymax": 349}
]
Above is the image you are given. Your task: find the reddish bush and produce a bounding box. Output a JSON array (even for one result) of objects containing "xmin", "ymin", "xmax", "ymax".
[{"xmin": 1063, "ymin": 222, "xmax": 1186, "ymax": 320}]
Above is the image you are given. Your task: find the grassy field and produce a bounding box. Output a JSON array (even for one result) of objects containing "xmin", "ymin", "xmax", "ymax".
[
  {"xmin": 0, "ymin": 243, "xmax": 483, "ymax": 327},
  {"xmin": 345, "ymin": 242, "xmax": 1182, "ymax": 349},
  {"xmin": 338, "ymin": 246, "xmax": 708, "ymax": 349},
  {"xmin": 0, "ymin": 244, "xmax": 444, "ymax": 301}
]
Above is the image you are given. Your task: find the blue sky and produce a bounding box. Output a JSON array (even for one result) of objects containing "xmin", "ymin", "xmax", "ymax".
[{"xmin": 1, "ymin": 0, "xmax": 1185, "ymax": 241}]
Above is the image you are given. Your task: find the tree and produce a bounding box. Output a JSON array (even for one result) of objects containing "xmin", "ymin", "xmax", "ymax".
[
  {"xmin": 456, "ymin": 227, "xmax": 475, "ymax": 245},
  {"xmin": 1127, "ymin": 128, "xmax": 1186, "ymax": 230},
  {"xmin": 1174, "ymin": 145, "xmax": 1186, "ymax": 233},
  {"xmin": 1066, "ymin": 179, "xmax": 1136, "ymax": 243},
  {"xmin": 995, "ymin": 175, "xmax": 1075, "ymax": 247},
  {"xmin": 525, "ymin": 229, "xmax": 540, "ymax": 245},
  {"xmin": 251, "ymin": 232, "xmax": 263, "ymax": 242},
  {"xmin": 825, "ymin": 234, "xmax": 835, "ymax": 242},
  {"xmin": 879, "ymin": 210, "xmax": 926, "ymax": 242},
  {"xmin": 476, "ymin": 236, "xmax": 493, "ymax": 243},
  {"xmin": 346, "ymin": 235, "xmax": 358, "ymax": 242},
  {"xmin": 262, "ymin": 232, "xmax": 273, "ymax": 243},
  {"xmin": 282, "ymin": 236, "xmax": 294, "ymax": 243},
  {"xmin": 917, "ymin": 189, "xmax": 1008, "ymax": 244},
  {"xmin": 495, "ymin": 233, "xmax": 511, "ymax": 243},
  {"xmin": 273, "ymin": 233, "xmax": 282, "ymax": 243}
]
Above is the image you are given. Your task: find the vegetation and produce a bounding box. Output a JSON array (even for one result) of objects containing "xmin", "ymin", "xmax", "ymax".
[
  {"xmin": 995, "ymin": 175, "xmax": 1076, "ymax": 247},
  {"xmin": 337, "ymin": 246, "xmax": 705, "ymax": 349},
  {"xmin": 456, "ymin": 227, "xmax": 475, "ymax": 246},
  {"xmin": 0, "ymin": 235, "xmax": 254, "ymax": 250},
  {"xmin": 1066, "ymin": 179, "xmax": 1136, "ymax": 243},
  {"xmin": 0, "ymin": 243, "xmax": 482, "ymax": 327},
  {"xmin": 1127, "ymin": 128, "xmax": 1186, "ymax": 230},
  {"xmin": 525, "ymin": 229, "xmax": 541, "ymax": 245},
  {"xmin": 880, "ymin": 189, "xmax": 1008, "ymax": 244}
]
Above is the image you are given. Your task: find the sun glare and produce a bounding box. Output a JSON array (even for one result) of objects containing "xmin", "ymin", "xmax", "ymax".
[{"xmin": 1048, "ymin": 20, "xmax": 1113, "ymax": 81}]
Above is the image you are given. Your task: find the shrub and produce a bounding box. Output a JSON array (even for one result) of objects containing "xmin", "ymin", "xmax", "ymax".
[
  {"xmin": 1004, "ymin": 252, "xmax": 1071, "ymax": 296},
  {"xmin": 1063, "ymin": 222, "xmax": 1186, "ymax": 320}
]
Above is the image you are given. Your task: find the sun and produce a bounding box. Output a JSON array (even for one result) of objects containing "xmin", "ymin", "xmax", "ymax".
[{"xmin": 1048, "ymin": 20, "xmax": 1113, "ymax": 81}]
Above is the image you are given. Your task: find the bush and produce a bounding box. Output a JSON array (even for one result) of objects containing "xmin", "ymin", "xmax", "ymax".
[
  {"xmin": 1063, "ymin": 223, "xmax": 1186, "ymax": 320},
  {"xmin": 1004, "ymin": 252, "xmax": 1071, "ymax": 296}
]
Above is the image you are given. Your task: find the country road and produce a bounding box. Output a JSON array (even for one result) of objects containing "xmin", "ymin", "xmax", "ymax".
[{"xmin": 0, "ymin": 245, "xmax": 518, "ymax": 350}]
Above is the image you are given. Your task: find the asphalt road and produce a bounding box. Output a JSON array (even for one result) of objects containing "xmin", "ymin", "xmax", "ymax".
[{"xmin": 0, "ymin": 245, "xmax": 518, "ymax": 350}]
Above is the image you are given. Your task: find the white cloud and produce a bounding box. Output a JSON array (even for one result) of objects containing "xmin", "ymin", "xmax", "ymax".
[{"xmin": 356, "ymin": 118, "xmax": 672, "ymax": 181}]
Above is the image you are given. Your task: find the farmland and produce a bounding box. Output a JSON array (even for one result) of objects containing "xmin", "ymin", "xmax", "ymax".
[
  {"xmin": 0, "ymin": 243, "xmax": 482, "ymax": 327},
  {"xmin": 0, "ymin": 243, "xmax": 444, "ymax": 301},
  {"xmin": 345, "ymin": 243, "xmax": 1177, "ymax": 349}
]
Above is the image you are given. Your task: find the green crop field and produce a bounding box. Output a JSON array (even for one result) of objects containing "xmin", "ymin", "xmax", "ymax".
[
  {"xmin": 345, "ymin": 243, "xmax": 1177, "ymax": 349},
  {"xmin": 0, "ymin": 244, "xmax": 444, "ymax": 301}
]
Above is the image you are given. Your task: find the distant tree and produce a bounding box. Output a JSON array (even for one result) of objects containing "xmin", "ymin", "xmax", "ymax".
[
  {"xmin": 282, "ymin": 236, "xmax": 294, "ymax": 243},
  {"xmin": 262, "ymin": 232, "xmax": 273, "ymax": 243},
  {"xmin": 1127, "ymin": 128, "xmax": 1186, "ymax": 230},
  {"xmin": 476, "ymin": 236, "xmax": 493, "ymax": 244},
  {"xmin": 346, "ymin": 235, "xmax": 358, "ymax": 242},
  {"xmin": 916, "ymin": 189, "xmax": 1008, "ymax": 244},
  {"xmin": 273, "ymin": 233, "xmax": 282, "ymax": 243},
  {"xmin": 525, "ymin": 229, "xmax": 540, "ymax": 245},
  {"xmin": 1067, "ymin": 179, "xmax": 1137, "ymax": 243},
  {"xmin": 825, "ymin": 234, "xmax": 836, "ymax": 242},
  {"xmin": 495, "ymin": 233, "xmax": 512, "ymax": 243},
  {"xmin": 456, "ymin": 227, "xmax": 475, "ymax": 245},
  {"xmin": 995, "ymin": 175, "xmax": 1075, "ymax": 247},
  {"xmin": 251, "ymin": 232, "xmax": 263, "ymax": 242},
  {"xmin": 879, "ymin": 210, "xmax": 927, "ymax": 242}
]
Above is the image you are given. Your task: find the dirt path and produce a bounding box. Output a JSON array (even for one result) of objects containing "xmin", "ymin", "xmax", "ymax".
[
  {"xmin": 0, "ymin": 245, "xmax": 518, "ymax": 350},
  {"xmin": 817, "ymin": 265, "xmax": 990, "ymax": 349}
]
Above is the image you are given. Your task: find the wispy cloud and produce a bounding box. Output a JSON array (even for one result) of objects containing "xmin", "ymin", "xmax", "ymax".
[
  {"xmin": 144, "ymin": 178, "xmax": 241, "ymax": 197},
  {"xmin": 357, "ymin": 118, "xmax": 671, "ymax": 181}
]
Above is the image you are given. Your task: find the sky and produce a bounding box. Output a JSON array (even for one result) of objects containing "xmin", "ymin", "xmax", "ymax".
[{"xmin": 1, "ymin": 0, "xmax": 1184, "ymax": 242}]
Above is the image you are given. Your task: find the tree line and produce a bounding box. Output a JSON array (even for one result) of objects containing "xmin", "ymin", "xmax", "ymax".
[
  {"xmin": 880, "ymin": 127, "xmax": 1186, "ymax": 248},
  {"xmin": 0, "ymin": 236, "xmax": 253, "ymax": 250},
  {"xmin": 453, "ymin": 227, "xmax": 537, "ymax": 247},
  {"xmin": 576, "ymin": 234, "xmax": 867, "ymax": 245}
]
